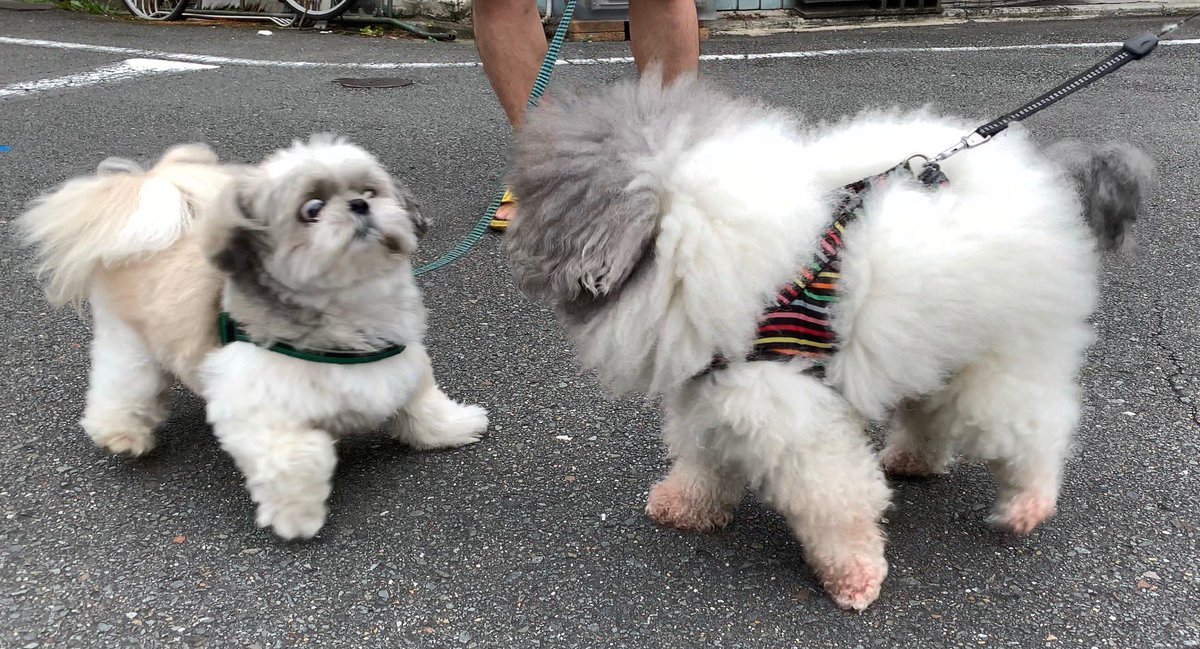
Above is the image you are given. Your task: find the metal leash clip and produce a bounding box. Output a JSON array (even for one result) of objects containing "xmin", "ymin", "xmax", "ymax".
[
  {"xmin": 902, "ymin": 154, "xmax": 952, "ymax": 187},
  {"xmin": 929, "ymin": 131, "xmax": 991, "ymax": 165}
]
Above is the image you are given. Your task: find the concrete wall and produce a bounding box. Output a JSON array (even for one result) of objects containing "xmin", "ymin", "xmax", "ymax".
[{"xmin": 189, "ymin": 0, "xmax": 470, "ymax": 21}]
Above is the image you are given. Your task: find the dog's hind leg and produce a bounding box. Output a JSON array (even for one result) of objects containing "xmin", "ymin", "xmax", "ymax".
[
  {"xmin": 880, "ymin": 398, "xmax": 956, "ymax": 479},
  {"xmin": 645, "ymin": 393, "xmax": 745, "ymax": 533},
  {"xmin": 388, "ymin": 347, "xmax": 488, "ymax": 450},
  {"xmin": 212, "ymin": 419, "xmax": 337, "ymax": 540},
  {"xmin": 983, "ymin": 389, "xmax": 1076, "ymax": 537},
  {"xmin": 939, "ymin": 356, "xmax": 1080, "ymax": 536},
  {"xmin": 80, "ymin": 289, "xmax": 169, "ymax": 458}
]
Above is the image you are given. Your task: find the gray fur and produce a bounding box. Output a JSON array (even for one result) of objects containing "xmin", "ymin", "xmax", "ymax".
[
  {"xmin": 1047, "ymin": 140, "xmax": 1156, "ymax": 251},
  {"xmin": 96, "ymin": 157, "xmax": 143, "ymax": 176},
  {"xmin": 390, "ymin": 175, "xmax": 428, "ymax": 238},
  {"xmin": 207, "ymin": 172, "xmax": 327, "ymax": 340},
  {"xmin": 203, "ymin": 136, "xmax": 427, "ymax": 351},
  {"xmin": 503, "ymin": 70, "xmax": 787, "ymax": 314}
]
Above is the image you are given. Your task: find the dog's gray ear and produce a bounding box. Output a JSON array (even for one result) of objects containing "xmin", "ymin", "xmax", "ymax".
[
  {"xmin": 391, "ymin": 176, "xmax": 428, "ymax": 238},
  {"xmin": 203, "ymin": 172, "xmax": 268, "ymax": 276},
  {"xmin": 504, "ymin": 175, "xmax": 660, "ymax": 305},
  {"xmin": 502, "ymin": 96, "xmax": 661, "ymax": 306}
]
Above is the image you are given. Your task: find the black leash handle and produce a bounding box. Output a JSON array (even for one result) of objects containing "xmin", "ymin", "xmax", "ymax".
[
  {"xmin": 974, "ymin": 32, "xmax": 1160, "ymax": 138},
  {"xmin": 924, "ymin": 24, "xmax": 1184, "ymax": 165},
  {"xmin": 909, "ymin": 14, "xmax": 1197, "ymax": 173}
]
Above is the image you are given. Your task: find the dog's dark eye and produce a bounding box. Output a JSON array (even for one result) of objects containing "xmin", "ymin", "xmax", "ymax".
[{"xmin": 299, "ymin": 198, "xmax": 325, "ymax": 223}]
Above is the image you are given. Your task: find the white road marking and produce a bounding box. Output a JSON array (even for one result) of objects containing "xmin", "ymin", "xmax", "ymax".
[
  {"xmin": 0, "ymin": 35, "xmax": 1197, "ymax": 71},
  {"xmin": 0, "ymin": 57, "xmax": 217, "ymax": 99}
]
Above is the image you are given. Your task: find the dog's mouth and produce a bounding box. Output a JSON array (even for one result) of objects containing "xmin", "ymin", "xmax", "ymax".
[
  {"xmin": 379, "ymin": 232, "xmax": 403, "ymax": 253},
  {"xmin": 349, "ymin": 214, "xmax": 405, "ymax": 254},
  {"xmin": 353, "ymin": 213, "xmax": 374, "ymax": 240}
]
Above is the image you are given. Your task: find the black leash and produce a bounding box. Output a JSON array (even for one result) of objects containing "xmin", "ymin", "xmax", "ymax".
[
  {"xmin": 698, "ymin": 17, "xmax": 1196, "ymax": 383},
  {"xmin": 923, "ymin": 14, "xmax": 1199, "ymax": 167}
]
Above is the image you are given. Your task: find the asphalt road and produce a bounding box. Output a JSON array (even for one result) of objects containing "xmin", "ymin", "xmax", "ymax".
[{"xmin": 1, "ymin": 8, "xmax": 1198, "ymax": 648}]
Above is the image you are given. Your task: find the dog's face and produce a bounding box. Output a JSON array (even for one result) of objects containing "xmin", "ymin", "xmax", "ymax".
[{"xmin": 208, "ymin": 134, "xmax": 427, "ymax": 294}]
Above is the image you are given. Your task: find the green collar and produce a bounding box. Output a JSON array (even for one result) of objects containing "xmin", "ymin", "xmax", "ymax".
[{"xmin": 217, "ymin": 312, "xmax": 406, "ymax": 365}]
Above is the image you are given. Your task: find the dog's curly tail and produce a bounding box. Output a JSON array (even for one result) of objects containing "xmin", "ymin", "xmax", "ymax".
[
  {"xmin": 15, "ymin": 143, "xmax": 223, "ymax": 311},
  {"xmin": 1046, "ymin": 140, "xmax": 1157, "ymax": 252}
]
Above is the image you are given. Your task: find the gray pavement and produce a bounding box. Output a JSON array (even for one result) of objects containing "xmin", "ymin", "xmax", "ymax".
[{"xmin": 1, "ymin": 8, "xmax": 1198, "ymax": 649}]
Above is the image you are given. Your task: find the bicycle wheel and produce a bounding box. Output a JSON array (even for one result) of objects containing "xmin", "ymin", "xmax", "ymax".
[
  {"xmin": 121, "ymin": 0, "xmax": 189, "ymax": 20},
  {"xmin": 282, "ymin": 0, "xmax": 355, "ymax": 22}
]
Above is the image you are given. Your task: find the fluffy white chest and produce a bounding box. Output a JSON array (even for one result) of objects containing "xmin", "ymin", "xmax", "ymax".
[{"xmin": 198, "ymin": 341, "xmax": 426, "ymax": 434}]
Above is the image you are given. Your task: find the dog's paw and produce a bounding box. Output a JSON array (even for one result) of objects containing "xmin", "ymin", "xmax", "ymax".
[
  {"xmin": 441, "ymin": 403, "xmax": 489, "ymax": 447},
  {"xmin": 87, "ymin": 427, "xmax": 156, "ymax": 458},
  {"xmin": 256, "ymin": 500, "xmax": 327, "ymax": 541},
  {"xmin": 988, "ymin": 491, "xmax": 1057, "ymax": 536},
  {"xmin": 880, "ymin": 446, "xmax": 937, "ymax": 479},
  {"xmin": 397, "ymin": 402, "xmax": 489, "ymax": 451},
  {"xmin": 645, "ymin": 478, "xmax": 733, "ymax": 533},
  {"xmin": 82, "ymin": 408, "xmax": 163, "ymax": 458},
  {"xmin": 820, "ymin": 554, "xmax": 888, "ymax": 612}
]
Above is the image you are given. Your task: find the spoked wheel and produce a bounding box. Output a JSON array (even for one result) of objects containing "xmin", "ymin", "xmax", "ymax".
[
  {"xmin": 121, "ymin": 0, "xmax": 189, "ymax": 20},
  {"xmin": 282, "ymin": 0, "xmax": 355, "ymax": 24},
  {"xmin": 282, "ymin": 0, "xmax": 352, "ymax": 24}
]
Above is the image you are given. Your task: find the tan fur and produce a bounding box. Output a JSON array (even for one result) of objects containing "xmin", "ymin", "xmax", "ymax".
[
  {"xmin": 95, "ymin": 233, "xmax": 224, "ymax": 392},
  {"xmin": 19, "ymin": 172, "xmax": 151, "ymax": 308},
  {"xmin": 879, "ymin": 446, "xmax": 937, "ymax": 478},
  {"xmin": 645, "ymin": 476, "xmax": 735, "ymax": 532},
  {"xmin": 16, "ymin": 144, "xmax": 234, "ymax": 310}
]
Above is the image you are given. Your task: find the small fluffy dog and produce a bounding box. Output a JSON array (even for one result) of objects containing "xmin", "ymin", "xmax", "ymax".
[
  {"xmin": 17, "ymin": 135, "xmax": 489, "ymax": 540},
  {"xmin": 503, "ymin": 72, "xmax": 1153, "ymax": 610}
]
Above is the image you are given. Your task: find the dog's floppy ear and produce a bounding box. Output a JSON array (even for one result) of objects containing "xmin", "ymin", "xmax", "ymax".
[
  {"xmin": 502, "ymin": 94, "xmax": 661, "ymax": 306},
  {"xmin": 202, "ymin": 171, "xmax": 269, "ymax": 277},
  {"xmin": 391, "ymin": 175, "xmax": 429, "ymax": 238},
  {"xmin": 504, "ymin": 173, "xmax": 660, "ymax": 305}
]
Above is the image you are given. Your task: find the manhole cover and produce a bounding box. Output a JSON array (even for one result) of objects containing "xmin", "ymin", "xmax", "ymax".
[{"xmin": 332, "ymin": 77, "xmax": 414, "ymax": 89}]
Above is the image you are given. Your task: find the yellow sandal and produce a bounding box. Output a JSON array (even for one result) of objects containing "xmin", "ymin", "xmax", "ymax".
[{"xmin": 488, "ymin": 188, "xmax": 518, "ymax": 232}]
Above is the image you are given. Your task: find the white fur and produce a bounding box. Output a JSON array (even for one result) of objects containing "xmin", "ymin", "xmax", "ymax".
[
  {"xmin": 81, "ymin": 287, "xmax": 171, "ymax": 457},
  {"xmin": 658, "ymin": 362, "xmax": 892, "ymax": 610},
  {"xmin": 17, "ymin": 139, "xmax": 488, "ymax": 541},
  {"xmin": 514, "ymin": 85, "xmax": 1112, "ymax": 610},
  {"xmin": 200, "ymin": 341, "xmax": 486, "ymax": 539}
]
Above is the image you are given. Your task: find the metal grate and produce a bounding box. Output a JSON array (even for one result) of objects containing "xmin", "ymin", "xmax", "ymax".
[{"xmin": 794, "ymin": 0, "xmax": 942, "ymax": 17}]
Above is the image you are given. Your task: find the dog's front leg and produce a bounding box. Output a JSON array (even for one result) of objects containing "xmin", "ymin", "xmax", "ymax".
[
  {"xmin": 758, "ymin": 416, "xmax": 891, "ymax": 612},
  {"xmin": 645, "ymin": 391, "xmax": 745, "ymax": 532},
  {"xmin": 388, "ymin": 348, "xmax": 488, "ymax": 450},
  {"xmin": 211, "ymin": 419, "xmax": 337, "ymax": 541},
  {"xmin": 686, "ymin": 363, "xmax": 892, "ymax": 611}
]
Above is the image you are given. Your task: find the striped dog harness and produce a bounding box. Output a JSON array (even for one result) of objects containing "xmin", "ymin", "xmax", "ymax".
[{"xmin": 699, "ymin": 160, "xmax": 949, "ymax": 378}]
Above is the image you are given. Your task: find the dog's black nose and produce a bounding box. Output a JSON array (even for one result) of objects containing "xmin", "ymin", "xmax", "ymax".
[{"xmin": 348, "ymin": 198, "xmax": 369, "ymax": 215}]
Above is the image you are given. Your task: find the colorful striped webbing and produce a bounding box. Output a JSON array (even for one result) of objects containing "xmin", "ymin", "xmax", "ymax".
[{"xmin": 747, "ymin": 161, "xmax": 949, "ymax": 364}]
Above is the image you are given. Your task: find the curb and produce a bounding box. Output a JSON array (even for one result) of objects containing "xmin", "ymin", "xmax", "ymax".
[
  {"xmin": 22, "ymin": 0, "xmax": 1200, "ymax": 38},
  {"xmin": 707, "ymin": 3, "xmax": 1200, "ymax": 37}
]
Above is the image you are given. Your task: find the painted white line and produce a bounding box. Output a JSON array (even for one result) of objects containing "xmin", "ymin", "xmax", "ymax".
[
  {"xmin": 0, "ymin": 35, "xmax": 1197, "ymax": 71},
  {"xmin": 0, "ymin": 57, "xmax": 217, "ymax": 99},
  {"xmin": 568, "ymin": 38, "xmax": 1200, "ymax": 65},
  {"xmin": 0, "ymin": 36, "xmax": 478, "ymax": 69}
]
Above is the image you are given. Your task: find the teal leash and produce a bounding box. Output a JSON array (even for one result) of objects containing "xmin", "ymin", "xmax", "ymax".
[{"xmin": 413, "ymin": 0, "xmax": 578, "ymax": 277}]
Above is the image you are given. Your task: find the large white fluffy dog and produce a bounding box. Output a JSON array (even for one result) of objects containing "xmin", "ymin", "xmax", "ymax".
[
  {"xmin": 17, "ymin": 135, "xmax": 489, "ymax": 540},
  {"xmin": 502, "ymin": 72, "xmax": 1153, "ymax": 610}
]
